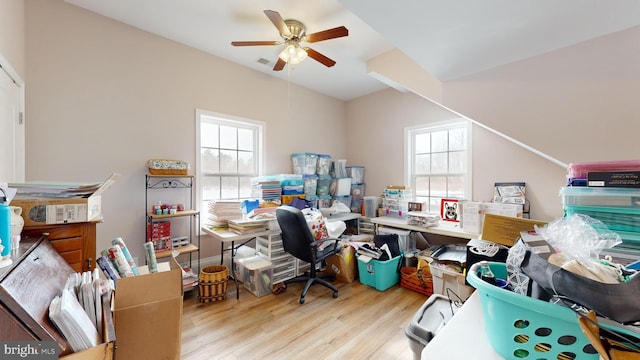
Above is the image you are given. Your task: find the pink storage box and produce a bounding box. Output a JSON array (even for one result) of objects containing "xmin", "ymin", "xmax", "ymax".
[{"xmin": 568, "ymin": 159, "xmax": 640, "ymax": 179}]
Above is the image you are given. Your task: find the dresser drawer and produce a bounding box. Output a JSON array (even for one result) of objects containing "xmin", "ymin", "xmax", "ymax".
[{"xmin": 48, "ymin": 237, "xmax": 83, "ymax": 253}]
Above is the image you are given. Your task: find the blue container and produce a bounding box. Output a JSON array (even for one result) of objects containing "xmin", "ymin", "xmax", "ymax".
[
  {"xmin": 357, "ymin": 253, "xmax": 402, "ymax": 291},
  {"xmin": 0, "ymin": 191, "xmax": 10, "ymax": 258}
]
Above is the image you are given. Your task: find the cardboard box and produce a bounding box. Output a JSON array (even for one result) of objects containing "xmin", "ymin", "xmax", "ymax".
[
  {"xmin": 428, "ymin": 262, "xmax": 474, "ymax": 301},
  {"xmin": 480, "ymin": 213, "xmax": 547, "ymax": 246},
  {"xmin": 10, "ymin": 173, "xmax": 119, "ymax": 226},
  {"xmin": 460, "ymin": 201, "xmax": 523, "ymax": 234},
  {"xmin": 325, "ymin": 244, "xmax": 357, "ymax": 283},
  {"xmin": 114, "ymin": 257, "xmax": 183, "ymax": 360}
]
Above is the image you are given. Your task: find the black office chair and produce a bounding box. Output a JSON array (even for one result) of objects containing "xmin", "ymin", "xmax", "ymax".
[{"xmin": 276, "ymin": 205, "xmax": 341, "ymax": 304}]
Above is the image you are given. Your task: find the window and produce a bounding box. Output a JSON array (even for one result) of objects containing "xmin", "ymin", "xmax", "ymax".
[
  {"xmin": 406, "ymin": 120, "xmax": 471, "ymax": 213},
  {"xmin": 195, "ymin": 109, "xmax": 264, "ymax": 213}
]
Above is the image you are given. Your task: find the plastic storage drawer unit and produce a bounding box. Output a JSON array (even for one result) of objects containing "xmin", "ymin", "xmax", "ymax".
[{"xmin": 405, "ymin": 294, "xmax": 457, "ymax": 360}]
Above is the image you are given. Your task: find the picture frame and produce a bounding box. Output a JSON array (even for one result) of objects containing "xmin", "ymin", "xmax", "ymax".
[{"xmin": 440, "ymin": 199, "xmax": 460, "ymax": 222}]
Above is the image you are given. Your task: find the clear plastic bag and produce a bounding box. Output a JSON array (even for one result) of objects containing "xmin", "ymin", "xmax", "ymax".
[{"xmin": 536, "ymin": 214, "xmax": 621, "ymax": 261}]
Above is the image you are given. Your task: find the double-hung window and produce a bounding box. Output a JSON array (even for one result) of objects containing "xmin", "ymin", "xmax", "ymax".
[
  {"xmin": 406, "ymin": 119, "xmax": 471, "ymax": 213},
  {"xmin": 195, "ymin": 110, "xmax": 264, "ymax": 213}
]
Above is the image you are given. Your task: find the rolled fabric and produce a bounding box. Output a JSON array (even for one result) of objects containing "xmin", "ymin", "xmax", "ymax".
[
  {"xmin": 107, "ymin": 245, "xmax": 134, "ymax": 278},
  {"xmin": 112, "ymin": 237, "xmax": 139, "ymax": 276}
]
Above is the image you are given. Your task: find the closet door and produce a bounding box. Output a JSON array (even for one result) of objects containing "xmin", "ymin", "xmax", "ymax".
[{"xmin": 0, "ymin": 63, "xmax": 24, "ymax": 182}]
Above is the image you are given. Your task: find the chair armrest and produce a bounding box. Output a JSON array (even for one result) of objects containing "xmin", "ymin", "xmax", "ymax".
[{"xmin": 310, "ymin": 237, "xmax": 341, "ymax": 249}]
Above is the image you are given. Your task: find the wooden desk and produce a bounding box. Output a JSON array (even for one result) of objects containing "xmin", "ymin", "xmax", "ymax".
[
  {"xmin": 370, "ymin": 216, "xmax": 479, "ymax": 240},
  {"xmin": 202, "ymin": 227, "xmax": 280, "ymax": 299}
]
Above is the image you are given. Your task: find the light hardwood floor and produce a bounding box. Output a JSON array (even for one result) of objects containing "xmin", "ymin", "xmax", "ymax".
[{"xmin": 180, "ymin": 278, "xmax": 430, "ymax": 360}]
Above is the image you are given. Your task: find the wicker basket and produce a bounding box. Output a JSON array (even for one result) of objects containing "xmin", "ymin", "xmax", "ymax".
[
  {"xmin": 199, "ymin": 265, "xmax": 228, "ymax": 303},
  {"xmin": 148, "ymin": 159, "xmax": 190, "ymax": 175},
  {"xmin": 400, "ymin": 266, "xmax": 433, "ymax": 296}
]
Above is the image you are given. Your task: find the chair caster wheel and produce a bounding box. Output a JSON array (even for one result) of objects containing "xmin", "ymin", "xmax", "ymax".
[
  {"xmin": 333, "ymin": 292, "xmax": 338, "ymax": 298},
  {"xmin": 299, "ymin": 297, "xmax": 305, "ymax": 304}
]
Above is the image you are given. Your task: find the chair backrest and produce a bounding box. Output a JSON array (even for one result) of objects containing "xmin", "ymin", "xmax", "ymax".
[{"xmin": 276, "ymin": 205, "xmax": 316, "ymax": 263}]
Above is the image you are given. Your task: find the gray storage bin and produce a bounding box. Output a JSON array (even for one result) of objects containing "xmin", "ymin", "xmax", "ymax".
[{"xmin": 404, "ymin": 294, "xmax": 457, "ymax": 360}]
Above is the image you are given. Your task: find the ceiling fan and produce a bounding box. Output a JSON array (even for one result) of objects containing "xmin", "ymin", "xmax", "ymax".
[{"xmin": 231, "ymin": 9, "xmax": 349, "ymax": 71}]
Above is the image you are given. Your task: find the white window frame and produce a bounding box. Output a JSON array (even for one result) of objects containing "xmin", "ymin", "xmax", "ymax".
[
  {"xmin": 195, "ymin": 109, "xmax": 265, "ymax": 215},
  {"xmin": 405, "ymin": 119, "xmax": 472, "ymax": 213}
]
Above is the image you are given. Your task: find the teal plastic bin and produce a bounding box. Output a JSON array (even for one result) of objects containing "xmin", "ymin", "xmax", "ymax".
[
  {"xmin": 467, "ymin": 262, "xmax": 639, "ymax": 360},
  {"xmin": 356, "ymin": 253, "xmax": 402, "ymax": 291}
]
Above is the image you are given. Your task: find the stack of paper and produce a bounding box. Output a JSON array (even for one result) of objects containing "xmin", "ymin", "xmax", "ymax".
[
  {"xmin": 407, "ymin": 211, "xmax": 441, "ymax": 227},
  {"xmin": 49, "ymin": 268, "xmax": 115, "ymax": 352},
  {"xmin": 207, "ymin": 201, "xmax": 243, "ymax": 229},
  {"xmin": 227, "ymin": 218, "xmax": 270, "ymax": 234},
  {"xmin": 251, "ymin": 180, "xmax": 282, "ymax": 201}
]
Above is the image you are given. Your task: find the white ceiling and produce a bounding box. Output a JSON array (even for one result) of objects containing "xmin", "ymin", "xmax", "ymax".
[{"xmin": 65, "ymin": 0, "xmax": 640, "ymax": 101}]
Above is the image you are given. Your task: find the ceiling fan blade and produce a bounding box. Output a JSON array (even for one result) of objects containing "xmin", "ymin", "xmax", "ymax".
[
  {"xmin": 231, "ymin": 41, "xmax": 280, "ymax": 46},
  {"xmin": 273, "ymin": 58, "xmax": 286, "ymax": 71},
  {"xmin": 305, "ymin": 26, "xmax": 348, "ymax": 43},
  {"xmin": 305, "ymin": 48, "xmax": 336, "ymax": 67},
  {"xmin": 264, "ymin": 9, "xmax": 291, "ymax": 37}
]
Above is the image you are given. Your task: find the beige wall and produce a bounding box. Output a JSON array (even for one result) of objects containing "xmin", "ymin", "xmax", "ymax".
[
  {"xmin": 0, "ymin": 0, "xmax": 25, "ymax": 78},
  {"xmin": 345, "ymin": 89, "xmax": 566, "ymax": 220},
  {"xmin": 443, "ymin": 25, "xmax": 640, "ymax": 164},
  {"xmin": 24, "ymin": 0, "xmax": 346, "ymax": 263}
]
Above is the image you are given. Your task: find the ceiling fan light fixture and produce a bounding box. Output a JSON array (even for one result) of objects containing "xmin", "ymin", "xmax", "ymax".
[{"xmin": 279, "ymin": 42, "xmax": 307, "ymax": 65}]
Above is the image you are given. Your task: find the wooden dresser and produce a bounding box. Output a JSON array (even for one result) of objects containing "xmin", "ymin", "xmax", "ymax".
[
  {"xmin": 22, "ymin": 221, "xmax": 98, "ymax": 272},
  {"xmin": 0, "ymin": 236, "xmax": 75, "ymax": 355}
]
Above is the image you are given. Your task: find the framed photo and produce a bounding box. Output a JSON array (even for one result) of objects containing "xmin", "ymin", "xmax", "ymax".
[{"xmin": 440, "ymin": 199, "xmax": 460, "ymax": 222}]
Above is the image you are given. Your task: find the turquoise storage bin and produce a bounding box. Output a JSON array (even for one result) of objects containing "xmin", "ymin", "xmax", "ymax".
[
  {"xmin": 466, "ymin": 262, "xmax": 638, "ymax": 360},
  {"xmin": 356, "ymin": 253, "xmax": 402, "ymax": 291},
  {"xmin": 564, "ymin": 204, "xmax": 640, "ymax": 232}
]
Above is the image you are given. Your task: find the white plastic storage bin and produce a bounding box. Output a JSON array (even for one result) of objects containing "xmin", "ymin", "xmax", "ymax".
[
  {"xmin": 560, "ymin": 186, "xmax": 640, "ymax": 207},
  {"xmin": 332, "ymin": 195, "xmax": 352, "ymax": 209},
  {"xmin": 316, "ymin": 154, "xmax": 332, "ymax": 176},
  {"xmin": 318, "ymin": 195, "xmax": 332, "ymax": 209},
  {"xmin": 224, "ymin": 245, "xmax": 256, "ymax": 282},
  {"xmin": 242, "ymin": 256, "xmax": 274, "ymax": 297},
  {"xmin": 291, "ymin": 153, "xmax": 318, "ymax": 175},
  {"xmin": 330, "ymin": 177, "xmax": 352, "ymax": 196},
  {"xmin": 346, "ymin": 166, "xmax": 365, "ymax": 184},
  {"xmin": 316, "ymin": 175, "xmax": 332, "ymax": 196},
  {"xmin": 303, "ymin": 174, "xmax": 318, "ymax": 196},
  {"xmin": 377, "ymin": 226, "xmax": 415, "ymax": 253},
  {"xmin": 363, "ymin": 196, "xmax": 382, "ymax": 218}
]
